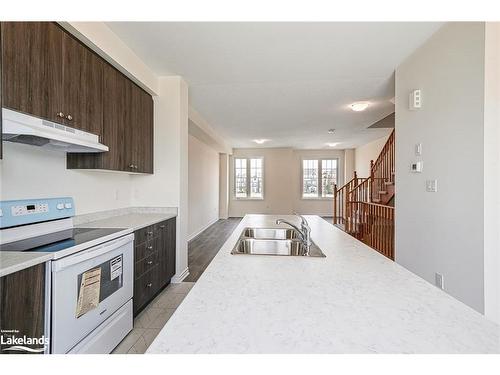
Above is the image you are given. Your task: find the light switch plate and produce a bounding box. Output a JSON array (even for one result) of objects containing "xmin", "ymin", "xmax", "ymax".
[
  {"xmin": 426, "ymin": 179, "xmax": 438, "ymax": 192},
  {"xmin": 409, "ymin": 89, "xmax": 422, "ymax": 110},
  {"xmin": 415, "ymin": 143, "xmax": 422, "ymax": 156}
]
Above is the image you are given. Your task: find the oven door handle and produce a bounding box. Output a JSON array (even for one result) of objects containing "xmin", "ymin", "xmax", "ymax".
[{"xmin": 52, "ymin": 233, "xmax": 134, "ymax": 272}]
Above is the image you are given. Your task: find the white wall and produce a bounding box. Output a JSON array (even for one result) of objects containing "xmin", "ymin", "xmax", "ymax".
[
  {"xmin": 483, "ymin": 22, "xmax": 500, "ymax": 324},
  {"xmin": 354, "ymin": 134, "xmax": 390, "ymax": 178},
  {"xmin": 219, "ymin": 153, "xmax": 230, "ymax": 219},
  {"xmin": 228, "ymin": 148, "xmax": 346, "ymax": 217},
  {"xmin": 344, "ymin": 149, "xmax": 355, "ymax": 183},
  {"xmin": 188, "ymin": 134, "xmax": 220, "ymax": 240},
  {"xmin": 0, "ymin": 142, "xmax": 134, "ymax": 215},
  {"xmin": 395, "ymin": 23, "xmax": 486, "ymax": 313}
]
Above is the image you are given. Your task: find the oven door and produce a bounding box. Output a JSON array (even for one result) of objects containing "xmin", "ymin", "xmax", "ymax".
[{"xmin": 51, "ymin": 233, "xmax": 133, "ymax": 354}]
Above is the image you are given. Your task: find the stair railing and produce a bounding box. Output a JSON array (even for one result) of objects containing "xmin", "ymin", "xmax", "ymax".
[{"xmin": 370, "ymin": 129, "xmax": 395, "ymax": 201}]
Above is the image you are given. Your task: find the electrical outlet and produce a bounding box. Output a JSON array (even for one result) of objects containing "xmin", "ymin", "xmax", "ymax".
[{"xmin": 435, "ymin": 273, "xmax": 444, "ymax": 290}]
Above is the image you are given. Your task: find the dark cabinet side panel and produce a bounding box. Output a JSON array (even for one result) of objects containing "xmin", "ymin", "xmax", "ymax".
[
  {"xmin": 0, "ymin": 264, "xmax": 45, "ymax": 354},
  {"xmin": 1, "ymin": 22, "xmax": 3, "ymax": 159},
  {"xmin": 140, "ymin": 90, "xmax": 154, "ymax": 174},
  {"xmin": 1, "ymin": 22, "xmax": 63, "ymax": 123},
  {"xmin": 62, "ymin": 32, "xmax": 103, "ymax": 136}
]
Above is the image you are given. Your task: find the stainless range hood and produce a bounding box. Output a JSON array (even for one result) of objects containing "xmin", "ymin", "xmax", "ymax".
[{"xmin": 2, "ymin": 108, "xmax": 109, "ymax": 153}]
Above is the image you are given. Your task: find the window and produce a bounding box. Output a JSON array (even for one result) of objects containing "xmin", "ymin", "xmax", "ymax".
[
  {"xmin": 302, "ymin": 159, "xmax": 338, "ymax": 198},
  {"xmin": 234, "ymin": 158, "xmax": 264, "ymax": 199}
]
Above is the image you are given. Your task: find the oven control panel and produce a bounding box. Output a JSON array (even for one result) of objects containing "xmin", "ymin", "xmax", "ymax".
[
  {"xmin": 0, "ymin": 197, "xmax": 75, "ymax": 229},
  {"xmin": 11, "ymin": 203, "xmax": 49, "ymax": 217}
]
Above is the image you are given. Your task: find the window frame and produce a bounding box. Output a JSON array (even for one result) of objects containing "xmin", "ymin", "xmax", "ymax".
[
  {"xmin": 232, "ymin": 156, "xmax": 265, "ymax": 200},
  {"xmin": 300, "ymin": 157, "xmax": 339, "ymax": 200}
]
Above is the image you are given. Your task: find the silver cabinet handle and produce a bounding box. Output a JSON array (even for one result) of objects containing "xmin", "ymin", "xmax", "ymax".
[
  {"xmin": 147, "ymin": 231, "xmax": 153, "ymax": 236},
  {"xmin": 65, "ymin": 114, "xmax": 73, "ymax": 121},
  {"xmin": 129, "ymin": 164, "xmax": 135, "ymax": 169},
  {"xmin": 147, "ymin": 245, "xmax": 153, "ymax": 250},
  {"xmin": 160, "ymin": 225, "xmax": 166, "ymax": 229},
  {"xmin": 147, "ymin": 283, "xmax": 153, "ymax": 288},
  {"xmin": 56, "ymin": 112, "xmax": 65, "ymax": 118},
  {"xmin": 147, "ymin": 260, "xmax": 153, "ymax": 265}
]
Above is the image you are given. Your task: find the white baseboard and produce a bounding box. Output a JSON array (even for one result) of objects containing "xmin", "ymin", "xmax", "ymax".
[
  {"xmin": 171, "ymin": 267, "xmax": 189, "ymax": 283},
  {"xmin": 187, "ymin": 217, "xmax": 219, "ymax": 242}
]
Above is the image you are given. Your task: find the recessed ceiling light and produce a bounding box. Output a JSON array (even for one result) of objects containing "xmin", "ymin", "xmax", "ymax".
[
  {"xmin": 326, "ymin": 142, "xmax": 339, "ymax": 147},
  {"xmin": 253, "ymin": 139, "xmax": 269, "ymax": 144},
  {"xmin": 327, "ymin": 129, "xmax": 335, "ymax": 134},
  {"xmin": 350, "ymin": 102, "xmax": 370, "ymax": 112}
]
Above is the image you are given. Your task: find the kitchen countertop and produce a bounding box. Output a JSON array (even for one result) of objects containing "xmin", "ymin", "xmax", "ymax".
[
  {"xmin": 0, "ymin": 251, "xmax": 53, "ymax": 277},
  {"xmin": 147, "ymin": 214, "xmax": 500, "ymax": 354},
  {"xmin": 0, "ymin": 209, "xmax": 177, "ymax": 277},
  {"xmin": 75, "ymin": 212, "xmax": 176, "ymax": 231}
]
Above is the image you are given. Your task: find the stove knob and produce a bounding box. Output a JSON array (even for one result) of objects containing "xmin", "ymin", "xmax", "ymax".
[{"xmin": 56, "ymin": 203, "xmax": 64, "ymax": 210}]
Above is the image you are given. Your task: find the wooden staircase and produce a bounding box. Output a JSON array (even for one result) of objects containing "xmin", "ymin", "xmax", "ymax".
[{"xmin": 333, "ymin": 130, "xmax": 395, "ymax": 260}]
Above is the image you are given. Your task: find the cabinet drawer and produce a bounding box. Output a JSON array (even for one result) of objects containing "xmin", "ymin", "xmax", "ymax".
[
  {"xmin": 135, "ymin": 250, "xmax": 159, "ymax": 280},
  {"xmin": 133, "ymin": 265, "xmax": 159, "ymax": 314},
  {"xmin": 135, "ymin": 224, "xmax": 157, "ymax": 245},
  {"xmin": 134, "ymin": 236, "xmax": 160, "ymax": 261}
]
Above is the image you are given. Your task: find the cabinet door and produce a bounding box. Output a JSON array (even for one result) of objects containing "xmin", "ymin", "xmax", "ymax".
[
  {"xmin": 101, "ymin": 64, "xmax": 130, "ymax": 171},
  {"xmin": 0, "ymin": 264, "xmax": 46, "ymax": 354},
  {"xmin": 62, "ymin": 32, "xmax": 103, "ymax": 135},
  {"xmin": 127, "ymin": 84, "xmax": 153, "ymax": 173},
  {"xmin": 1, "ymin": 22, "xmax": 63, "ymax": 123}
]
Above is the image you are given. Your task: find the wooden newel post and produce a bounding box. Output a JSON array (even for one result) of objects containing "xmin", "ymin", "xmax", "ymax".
[
  {"xmin": 333, "ymin": 184, "xmax": 338, "ymax": 224},
  {"xmin": 353, "ymin": 170, "xmax": 358, "ymax": 186}
]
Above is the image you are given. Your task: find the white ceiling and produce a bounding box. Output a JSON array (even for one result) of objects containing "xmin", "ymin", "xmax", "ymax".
[{"xmin": 107, "ymin": 22, "xmax": 443, "ymax": 149}]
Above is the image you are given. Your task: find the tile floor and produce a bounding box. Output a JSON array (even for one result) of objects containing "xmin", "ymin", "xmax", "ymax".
[{"xmin": 112, "ymin": 281, "xmax": 195, "ymax": 354}]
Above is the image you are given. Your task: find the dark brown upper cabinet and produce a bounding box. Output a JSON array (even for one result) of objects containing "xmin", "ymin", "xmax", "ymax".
[
  {"xmin": 1, "ymin": 22, "xmax": 64, "ymax": 124},
  {"xmin": 62, "ymin": 32, "xmax": 104, "ymax": 135},
  {"xmin": 128, "ymin": 84, "xmax": 154, "ymax": 174},
  {"xmin": 1, "ymin": 23, "xmax": 3, "ymax": 159},
  {"xmin": 0, "ymin": 22, "xmax": 154, "ymax": 174},
  {"xmin": 67, "ymin": 64, "xmax": 153, "ymax": 174}
]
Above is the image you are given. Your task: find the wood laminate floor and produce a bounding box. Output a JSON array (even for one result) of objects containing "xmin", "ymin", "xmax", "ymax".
[{"xmin": 185, "ymin": 218, "xmax": 242, "ymax": 282}]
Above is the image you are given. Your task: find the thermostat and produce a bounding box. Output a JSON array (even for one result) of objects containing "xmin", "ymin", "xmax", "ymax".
[{"xmin": 410, "ymin": 161, "xmax": 423, "ymax": 173}]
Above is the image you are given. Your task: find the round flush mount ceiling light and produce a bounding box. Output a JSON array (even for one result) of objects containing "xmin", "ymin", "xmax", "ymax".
[
  {"xmin": 350, "ymin": 102, "xmax": 370, "ymax": 112},
  {"xmin": 253, "ymin": 139, "xmax": 269, "ymax": 144},
  {"xmin": 327, "ymin": 129, "xmax": 335, "ymax": 134},
  {"xmin": 326, "ymin": 142, "xmax": 340, "ymax": 147}
]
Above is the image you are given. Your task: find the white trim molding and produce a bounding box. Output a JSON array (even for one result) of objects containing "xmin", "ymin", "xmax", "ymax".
[{"xmin": 171, "ymin": 267, "xmax": 190, "ymax": 283}]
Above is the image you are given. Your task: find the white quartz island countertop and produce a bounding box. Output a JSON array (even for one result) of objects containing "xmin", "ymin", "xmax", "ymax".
[{"xmin": 147, "ymin": 214, "xmax": 500, "ymax": 354}]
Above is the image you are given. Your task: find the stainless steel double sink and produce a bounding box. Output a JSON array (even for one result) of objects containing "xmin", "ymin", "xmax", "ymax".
[{"xmin": 231, "ymin": 227, "xmax": 326, "ymax": 257}]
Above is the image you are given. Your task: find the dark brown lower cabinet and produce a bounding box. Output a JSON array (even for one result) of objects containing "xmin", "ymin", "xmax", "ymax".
[
  {"xmin": 0, "ymin": 263, "xmax": 46, "ymax": 354},
  {"xmin": 133, "ymin": 218, "xmax": 176, "ymax": 316}
]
